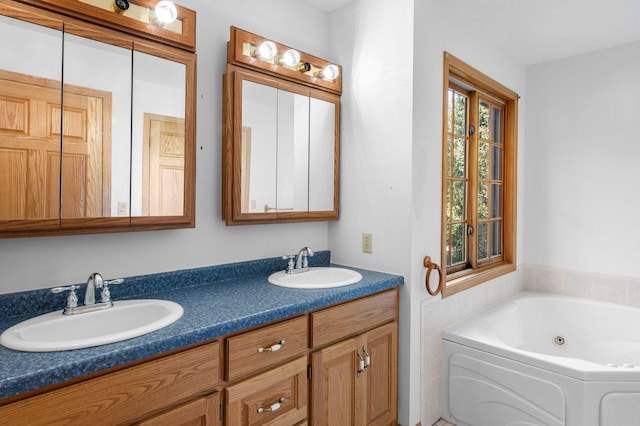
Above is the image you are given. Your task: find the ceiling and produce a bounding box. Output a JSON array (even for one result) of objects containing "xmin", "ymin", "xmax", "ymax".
[{"xmin": 304, "ymin": 0, "xmax": 640, "ymax": 65}]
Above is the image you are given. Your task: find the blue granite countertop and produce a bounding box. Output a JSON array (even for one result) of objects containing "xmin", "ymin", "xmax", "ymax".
[{"xmin": 0, "ymin": 252, "xmax": 403, "ymax": 400}]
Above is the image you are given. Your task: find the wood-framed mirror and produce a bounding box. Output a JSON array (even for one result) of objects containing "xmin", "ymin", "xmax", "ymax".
[
  {"xmin": 222, "ymin": 27, "xmax": 341, "ymax": 225},
  {"xmin": 0, "ymin": 0, "xmax": 196, "ymax": 238}
]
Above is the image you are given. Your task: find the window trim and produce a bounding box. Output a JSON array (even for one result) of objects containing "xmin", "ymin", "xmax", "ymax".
[{"xmin": 441, "ymin": 52, "xmax": 518, "ymax": 297}]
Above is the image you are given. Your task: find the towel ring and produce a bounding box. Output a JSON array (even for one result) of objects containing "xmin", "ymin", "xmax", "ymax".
[{"xmin": 423, "ymin": 256, "xmax": 443, "ymax": 296}]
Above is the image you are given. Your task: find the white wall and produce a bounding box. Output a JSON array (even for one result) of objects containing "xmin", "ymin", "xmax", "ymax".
[
  {"xmin": 413, "ymin": 1, "xmax": 528, "ymax": 424},
  {"xmin": 0, "ymin": 0, "xmax": 335, "ymax": 294},
  {"xmin": 525, "ymin": 41, "xmax": 640, "ymax": 277},
  {"xmin": 327, "ymin": 0, "xmax": 415, "ymax": 423}
]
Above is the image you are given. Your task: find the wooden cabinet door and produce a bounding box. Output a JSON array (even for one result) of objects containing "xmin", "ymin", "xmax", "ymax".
[
  {"xmin": 138, "ymin": 393, "xmax": 220, "ymax": 426},
  {"xmin": 310, "ymin": 335, "xmax": 362, "ymax": 426},
  {"xmin": 362, "ymin": 321, "xmax": 397, "ymax": 426},
  {"xmin": 310, "ymin": 322, "xmax": 398, "ymax": 426}
]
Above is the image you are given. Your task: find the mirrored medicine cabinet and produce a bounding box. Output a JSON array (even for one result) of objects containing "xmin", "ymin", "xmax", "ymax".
[
  {"xmin": 222, "ymin": 27, "xmax": 342, "ymax": 225},
  {"xmin": 0, "ymin": 0, "xmax": 196, "ymax": 238}
]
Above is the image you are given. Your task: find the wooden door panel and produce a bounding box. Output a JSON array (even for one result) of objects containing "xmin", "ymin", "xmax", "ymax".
[
  {"xmin": 0, "ymin": 70, "xmax": 111, "ymax": 221},
  {"xmin": 0, "ymin": 72, "xmax": 60, "ymax": 220},
  {"xmin": 0, "ymin": 149, "xmax": 27, "ymax": 219},
  {"xmin": 364, "ymin": 322, "xmax": 397, "ymax": 426},
  {"xmin": 143, "ymin": 113, "xmax": 185, "ymax": 216},
  {"xmin": 43, "ymin": 150, "xmax": 60, "ymax": 219},
  {"xmin": 160, "ymin": 166, "xmax": 184, "ymax": 216},
  {"xmin": 61, "ymin": 87, "xmax": 109, "ymax": 218},
  {"xmin": 0, "ymin": 96, "xmax": 28, "ymax": 135},
  {"xmin": 311, "ymin": 336, "xmax": 360, "ymax": 426},
  {"xmin": 61, "ymin": 153, "xmax": 86, "ymax": 218}
]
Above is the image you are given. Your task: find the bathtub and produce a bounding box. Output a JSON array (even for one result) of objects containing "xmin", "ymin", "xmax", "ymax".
[{"xmin": 441, "ymin": 291, "xmax": 640, "ymax": 426}]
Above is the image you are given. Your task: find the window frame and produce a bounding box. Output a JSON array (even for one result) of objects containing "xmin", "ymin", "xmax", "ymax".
[{"xmin": 440, "ymin": 52, "xmax": 518, "ymax": 297}]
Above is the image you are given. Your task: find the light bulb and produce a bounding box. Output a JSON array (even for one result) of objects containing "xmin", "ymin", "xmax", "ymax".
[
  {"xmin": 280, "ymin": 49, "xmax": 300, "ymax": 67},
  {"xmin": 321, "ymin": 64, "xmax": 340, "ymax": 81},
  {"xmin": 155, "ymin": 1, "xmax": 177, "ymax": 24},
  {"xmin": 256, "ymin": 41, "xmax": 277, "ymax": 61}
]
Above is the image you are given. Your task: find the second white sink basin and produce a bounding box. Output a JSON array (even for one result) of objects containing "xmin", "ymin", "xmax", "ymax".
[
  {"xmin": 0, "ymin": 299, "xmax": 183, "ymax": 352},
  {"xmin": 268, "ymin": 267, "xmax": 362, "ymax": 289}
]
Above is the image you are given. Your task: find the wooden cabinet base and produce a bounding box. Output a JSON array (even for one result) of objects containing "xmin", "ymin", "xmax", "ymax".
[
  {"xmin": 0, "ymin": 342, "xmax": 220, "ymax": 426},
  {"xmin": 0, "ymin": 288, "xmax": 399, "ymax": 426}
]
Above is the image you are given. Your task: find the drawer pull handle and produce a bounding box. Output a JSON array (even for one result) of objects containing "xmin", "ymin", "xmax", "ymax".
[
  {"xmin": 257, "ymin": 339, "xmax": 286, "ymax": 353},
  {"xmin": 257, "ymin": 397, "xmax": 285, "ymax": 413}
]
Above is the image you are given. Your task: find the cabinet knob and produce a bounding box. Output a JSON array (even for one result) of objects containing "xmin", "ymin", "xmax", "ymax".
[{"xmin": 257, "ymin": 339, "xmax": 286, "ymax": 353}]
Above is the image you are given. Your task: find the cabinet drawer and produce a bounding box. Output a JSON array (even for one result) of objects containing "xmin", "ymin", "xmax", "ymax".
[
  {"xmin": 310, "ymin": 289, "xmax": 397, "ymax": 348},
  {"xmin": 226, "ymin": 315, "xmax": 307, "ymax": 381},
  {"xmin": 0, "ymin": 341, "xmax": 221, "ymax": 426},
  {"xmin": 137, "ymin": 392, "xmax": 220, "ymax": 426},
  {"xmin": 225, "ymin": 357, "xmax": 308, "ymax": 426}
]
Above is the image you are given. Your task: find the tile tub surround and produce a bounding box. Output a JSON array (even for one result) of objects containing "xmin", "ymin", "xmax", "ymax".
[
  {"xmin": 0, "ymin": 252, "xmax": 403, "ymax": 400},
  {"xmin": 523, "ymin": 264, "xmax": 640, "ymax": 307}
]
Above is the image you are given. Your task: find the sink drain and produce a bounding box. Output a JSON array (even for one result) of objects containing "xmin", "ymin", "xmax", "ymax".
[{"xmin": 553, "ymin": 335, "xmax": 566, "ymax": 346}]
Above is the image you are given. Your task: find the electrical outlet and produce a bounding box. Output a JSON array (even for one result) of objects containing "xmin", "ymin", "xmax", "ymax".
[
  {"xmin": 362, "ymin": 233, "xmax": 373, "ymax": 253},
  {"xmin": 117, "ymin": 201, "xmax": 128, "ymax": 216}
]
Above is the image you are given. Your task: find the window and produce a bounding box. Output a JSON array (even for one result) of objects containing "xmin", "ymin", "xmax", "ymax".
[{"xmin": 441, "ymin": 53, "xmax": 518, "ymax": 297}]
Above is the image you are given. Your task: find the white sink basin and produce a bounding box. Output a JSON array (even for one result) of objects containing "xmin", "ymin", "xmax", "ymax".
[
  {"xmin": 268, "ymin": 267, "xmax": 362, "ymax": 289},
  {"xmin": 0, "ymin": 299, "xmax": 183, "ymax": 352}
]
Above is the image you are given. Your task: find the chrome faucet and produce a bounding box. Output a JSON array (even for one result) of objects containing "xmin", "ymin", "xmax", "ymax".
[
  {"xmin": 51, "ymin": 272, "xmax": 124, "ymax": 315},
  {"xmin": 84, "ymin": 272, "xmax": 103, "ymax": 305},
  {"xmin": 295, "ymin": 246, "xmax": 314, "ymax": 270},
  {"xmin": 281, "ymin": 247, "xmax": 314, "ymax": 274}
]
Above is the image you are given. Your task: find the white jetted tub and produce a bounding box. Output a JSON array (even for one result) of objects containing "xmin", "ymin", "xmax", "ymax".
[{"xmin": 441, "ymin": 291, "xmax": 640, "ymax": 426}]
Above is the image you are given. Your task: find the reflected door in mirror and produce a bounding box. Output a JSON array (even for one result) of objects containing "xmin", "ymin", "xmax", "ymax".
[
  {"xmin": 142, "ymin": 113, "xmax": 185, "ymax": 216},
  {"xmin": 0, "ymin": 71, "xmax": 61, "ymax": 220},
  {"xmin": 133, "ymin": 51, "xmax": 186, "ymax": 217},
  {"xmin": 0, "ymin": 15, "xmax": 62, "ymax": 220},
  {"xmin": 62, "ymin": 33, "xmax": 130, "ymax": 218}
]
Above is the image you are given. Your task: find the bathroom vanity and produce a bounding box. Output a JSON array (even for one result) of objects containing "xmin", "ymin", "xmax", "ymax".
[{"xmin": 0, "ymin": 253, "xmax": 401, "ymax": 425}]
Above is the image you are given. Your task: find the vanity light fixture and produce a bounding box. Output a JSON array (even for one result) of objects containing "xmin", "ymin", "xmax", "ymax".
[
  {"xmin": 251, "ymin": 39, "xmax": 338, "ymax": 79},
  {"xmin": 231, "ymin": 27, "xmax": 341, "ymax": 94},
  {"xmin": 319, "ymin": 64, "xmax": 340, "ymax": 81},
  {"xmin": 256, "ymin": 40, "xmax": 278, "ymax": 61},
  {"xmin": 279, "ymin": 49, "xmax": 301, "ymax": 67},
  {"xmin": 154, "ymin": 0, "xmax": 178, "ymax": 24}
]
